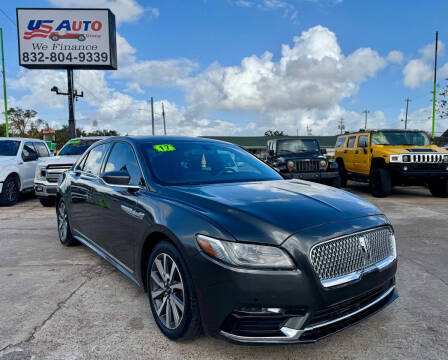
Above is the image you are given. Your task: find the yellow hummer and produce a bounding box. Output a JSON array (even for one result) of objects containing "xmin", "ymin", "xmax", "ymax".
[{"xmin": 334, "ymin": 129, "xmax": 448, "ymax": 197}]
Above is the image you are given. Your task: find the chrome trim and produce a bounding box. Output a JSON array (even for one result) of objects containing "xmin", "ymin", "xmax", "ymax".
[
  {"xmin": 220, "ymin": 285, "xmax": 396, "ymax": 344},
  {"xmin": 321, "ymin": 255, "xmax": 396, "ymax": 288},
  {"xmin": 121, "ymin": 204, "xmax": 145, "ymax": 220},
  {"xmin": 304, "ymin": 285, "xmax": 395, "ymax": 331}
]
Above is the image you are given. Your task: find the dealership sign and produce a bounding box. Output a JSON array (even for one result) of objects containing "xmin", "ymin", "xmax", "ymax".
[{"xmin": 16, "ymin": 8, "xmax": 117, "ymax": 69}]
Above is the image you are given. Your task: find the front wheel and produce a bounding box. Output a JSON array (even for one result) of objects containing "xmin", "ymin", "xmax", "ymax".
[
  {"xmin": 338, "ymin": 162, "xmax": 348, "ymax": 188},
  {"xmin": 0, "ymin": 175, "xmax": 20, "ymax": 206},
  {"xmin": 370, "ymin": 168, "xmax": 392, "ymax": 198},
  {"xmin": 147, "ymin": 241, "xmax": 201, "ymax": 340},
  {"xmin": 56, "ymin": 199, "xmax": 78, "ymax": 246},
  {"xmin": 429, "ymin": 179, "xmax": 448, "ymax": 197}
]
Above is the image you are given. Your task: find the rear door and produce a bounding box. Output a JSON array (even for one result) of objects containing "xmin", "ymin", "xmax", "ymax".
[
  {"xmin": 353, "ymin": 134, "xmax": 371, "ymax": 175},
  {"xmin": 69, "ymin": 143, "xmax": 110, "ymax": 239},
  {"xmin": 343, "ymin": 136, "xmax": 357, "ymax": 173}
]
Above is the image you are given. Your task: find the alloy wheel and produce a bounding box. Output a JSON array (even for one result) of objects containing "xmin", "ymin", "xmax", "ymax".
[
  {"xmin": 57, "ymin": 201, "xmax": 68, "ymax": 241},
  {"xmin": 150, "ymin": 253, "xmax": 185, "ymax": 329},
  {"xmin": 5, "ymin": 180, "xmax": 18, "ymax": 202}
]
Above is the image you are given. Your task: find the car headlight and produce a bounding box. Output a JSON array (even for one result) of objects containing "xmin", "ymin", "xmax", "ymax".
[
  {"xmin": 35, "ymin": 166, "xmax": 46, "ymax": 181},
  {"xmin": 319, "ymin": 159, "xmax": 327, "ymax": 168},
  {"xmin": 287, "ymin": 160, "xmax": 295, "ymax": 170},
  {"xmin": 196, "ymin": 234, "xmax": 295, "ymax": 270},
  {"xmin": 443, "ymin": 155, "xmax": 448, "ymax": 163}
]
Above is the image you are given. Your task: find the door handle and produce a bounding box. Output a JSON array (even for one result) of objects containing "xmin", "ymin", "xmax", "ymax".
[{"xmin": 121, "ymin": 205, "xmax": 145, "ymax": 220}]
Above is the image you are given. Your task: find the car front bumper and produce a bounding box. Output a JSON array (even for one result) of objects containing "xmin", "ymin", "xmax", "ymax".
[
  {"xmin": 388, "ymin": 164, "xmax": 448, "ymax": 182},
  {"xmin": 34, "ymin": 181, "xmax": 58, "ymax": 198},
  {"xmin": 283, "ymin": 171, "xmax": 339, "ymax": 180}
]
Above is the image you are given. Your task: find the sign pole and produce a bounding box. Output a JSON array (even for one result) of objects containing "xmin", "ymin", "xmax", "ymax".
[
  {"xmin": 0, "ymin": 28, "xmax": 9, "ymax": 137},
  {"xmin": 67, "ymin": 69, "xmax": 76, "ymax": 139}
]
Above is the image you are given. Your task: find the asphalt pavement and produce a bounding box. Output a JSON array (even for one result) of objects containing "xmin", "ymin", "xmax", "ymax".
[{"xmin": 0, "ymin": 184, "xmax": 447, "ymax": 360}]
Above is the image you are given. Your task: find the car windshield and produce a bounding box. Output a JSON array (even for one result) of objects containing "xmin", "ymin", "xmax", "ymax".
[
  {"xmin": 58, "ymin": 139, "xmax": 99, "ymax": 156},
  {"xmin": 276, "ymin": 139, "xmax": 320, "ymax": 154},
  {"xmin": 141, "ymin": 141, "xmax": 282, "ymax": 185},
  {"xmin": 371, "ymin": 131, "xmax": 430, "ymax": 146},
  {"xmin": 0, "ymin": 140, "xmax": 20, "ymax": 156}
]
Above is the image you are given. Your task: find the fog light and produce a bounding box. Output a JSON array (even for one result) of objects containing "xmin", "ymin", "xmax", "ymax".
[{"xmin": 403, "ymin": 166, "xmax": 408, "ymax": 171}]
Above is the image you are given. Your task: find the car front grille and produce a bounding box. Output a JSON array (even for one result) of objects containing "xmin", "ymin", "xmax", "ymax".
[
  {"xmin": 409, "ymin": 153, "xmax": 445, "ymax": 163},
  {"xmin": 310, "ymin": 227, "xmax": 395, "ymax": 286},
  {"xmin": 45, "ymin": 164, "xmax": 72, "ymax": 183},
  {"xmin": 295, "ymin": 159, "xmax": 320, "ymax": 172}
]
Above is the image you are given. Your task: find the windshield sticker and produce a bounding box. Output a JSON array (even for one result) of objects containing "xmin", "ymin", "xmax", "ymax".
[
  {"xmin": 201, "ymin": 154, "xmax": 207, "ymax": 168},
  {"xmin": 372, "ymin": 134, "xmax": 386, "ymax": 143},
  {"xmin": 153, "ymin": 144, "xmax": 176, "ymax": 152},
  {"xmin": 68, "ymin": 140, "xmax": 81, "ymax": 144}
]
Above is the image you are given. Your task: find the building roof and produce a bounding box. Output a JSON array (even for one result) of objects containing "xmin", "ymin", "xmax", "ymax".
[{"xmin": 201, "ymin": 136, "xmax": 338, "ymax": 149}]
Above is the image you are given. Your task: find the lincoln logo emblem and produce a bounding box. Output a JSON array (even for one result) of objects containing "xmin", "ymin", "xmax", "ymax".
[{"xmin": 359, "ymin": 236, "xmax": 370, "ymax": 261}]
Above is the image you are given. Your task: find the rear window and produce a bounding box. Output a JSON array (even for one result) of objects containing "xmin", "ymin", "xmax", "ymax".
[
  {"xmin": 347, "ymin": 137, "xmax": 356, "ymax": 148},
  {"xmin": 335, "ymin": 137, "xmax": 346, "ymax": 148}
]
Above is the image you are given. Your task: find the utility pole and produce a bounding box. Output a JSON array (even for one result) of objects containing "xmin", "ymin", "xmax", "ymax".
[
  {"xmin": 431, "ymin": 31, "xmax": 438, "ymax": 139},
  {"xmin": 0, "ymin": 28, "xmax": 9, "ymax": 137},
  {"xmin": 51, "ymin": 71, "xmax": 83, "ymax": 139},
  {"xmin": 162, "ymin": 102, "xmax": 166, "ymax": 135},
  {"xmin": 362, "ymin": 110, "xmax": 370, "ymax": 129},
  {"xmin": 404, "ymin": 97, "xmax": 411, "ymax": 129},
  {"xmin": 306, "ymin": 124, "xmax": 312, "ymax": 136},
  {"xmin": 338, "ymin": 117, "xmax": 345, "ymax": 134},
  {"xmin": 150, "ymin": 97, "xmax": 155, "ymax": 136}
]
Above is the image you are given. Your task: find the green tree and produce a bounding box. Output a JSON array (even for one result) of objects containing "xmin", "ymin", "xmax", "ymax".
[
  {"xmin": 264, "ymin": 130, "xmax": 286, "ymax": 136},
  {"xmin": 3, "ymin": 107, "xmax": 44, "ymax": 137},
  {"xmin": 0, "ymin": 122, "xmax": 5, "ymax": 137}
]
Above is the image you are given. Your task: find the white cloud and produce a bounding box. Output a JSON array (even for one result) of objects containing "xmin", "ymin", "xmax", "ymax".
[
  {"xmin": 47, "ymin": 0, "xmax": 153, "ymax": 24},
  {"xmin": 387, "ymin": 50, "xmax": 404, "ymax": 64},
  {"xmin": 233, "ymin": 0, "xmax": 298, "ymax": 22},
  {"xmin": 403, "ymin": 41, "xmax": 447, "ymax": 88}
]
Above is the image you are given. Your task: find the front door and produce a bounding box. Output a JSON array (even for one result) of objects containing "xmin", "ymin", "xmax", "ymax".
[
  {"xmin": 20, "ymin": 142, "xmax": 39, "ymax": 189},
  {"xmin": 343, "ymin": 136, "xmax": 357, "ymax": 173}
]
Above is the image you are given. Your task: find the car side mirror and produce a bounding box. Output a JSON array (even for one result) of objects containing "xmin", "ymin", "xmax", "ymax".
[
  {"xmin": 102, "ymin": 171, "xmax": 131, "ymax": 186},
  {"xmin": 23, "ymin": 152, "xmax": 38, "ymax": 162},
  {"xmin": 321, "ymin": 148, "xmax": 327, "ymax": 155}
]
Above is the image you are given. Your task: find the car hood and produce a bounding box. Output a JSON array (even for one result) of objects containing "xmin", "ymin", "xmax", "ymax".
[
  {"xmin": 275, "ymin": 153, "xmax": 324, "ymax": 160},
  {"xmin": 376, "ymin": 145, "xmax": 448, "ymax": 154},
  {"xmin": 37, "ymin": 155, "xmax": 80, "ymax": 166},
  {"xmin": 165, "ymin": 180, "xmax": 381, "ymax": 245}
]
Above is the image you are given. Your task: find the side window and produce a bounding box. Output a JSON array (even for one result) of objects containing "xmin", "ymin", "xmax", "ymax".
[
  {"xmin": 34, "ymin": 142, "xmax": 50, "ymax": 157},
  {"xmin": 335, "ymin": 137, "xmax": 346, "ymax": 148},
  {"xmin": 347, "ymin": 136, "xmax": 356, "ymax": 148},
  {"xmin": 357, "ymin": 135, "xmax": 369, "ymax": 148},
  {"xmin": 83, "ymin": 144, "xmax": 109, "ymax": 175},
  {"xmin": 104, "ymin": 142, "xmax": 144, "ymax": 186},
  {"xmin": 22, "ymin": 142, "xmax": 38, "ymax": 160}
]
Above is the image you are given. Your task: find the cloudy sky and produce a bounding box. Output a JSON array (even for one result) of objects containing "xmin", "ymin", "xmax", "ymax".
[{"xmin": 1, "ymin": 0, "xmax": 447, "ymax": 136}]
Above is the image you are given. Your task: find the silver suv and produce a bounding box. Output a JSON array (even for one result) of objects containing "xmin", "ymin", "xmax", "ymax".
[{"xmin": 34, "ymin": 137, "xmax": 103, "ymax": 206}]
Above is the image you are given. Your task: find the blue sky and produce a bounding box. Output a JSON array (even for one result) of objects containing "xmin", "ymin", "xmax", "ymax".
[{"xmin": 0, "ymin": 0, "xmax": 447, "ymax": 136}]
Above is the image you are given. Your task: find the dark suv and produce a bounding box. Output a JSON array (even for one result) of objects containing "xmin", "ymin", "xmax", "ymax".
[
  {"xmin": 267, "ymin": 138, "xmax": 341, "ymax": 187},
  {"xmin": 56, "ymin": 136, "xmax": 397, "ymax": 344}
]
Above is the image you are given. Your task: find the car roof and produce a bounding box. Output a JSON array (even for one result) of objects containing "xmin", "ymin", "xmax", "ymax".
[
  {"xmin": 66, "ymin": 136, "xmax": 108, "ymax": 142},
  {"xmin": 339, "ymin": 129, "xmax": 425, "ymax": 136},
  {"xmin": 0, "ymin": 137, "xmax": 46, "ymax": 142},
  {"xmin": 99, "ymin": 136, "xmax": 236, "ymax": 147}
]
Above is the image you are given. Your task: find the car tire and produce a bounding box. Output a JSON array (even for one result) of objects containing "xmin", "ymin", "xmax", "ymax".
[
  {"xmin": 330, "ymin": 175, "xmax": 342, "ymax": 188},
  {"xmin": 370, "ymin": 168, "xmax": 392, "ymax": 198},
  {"xmin": 56, "ymin": 198, "xmax": 79, "ymax": 246},
  {"xmin": 338, "ymin": 162, "xmax": 348, "ymax": 188},
  {"xmin": 0, "ymin": 175, "xmax": 20, "ymax": 206},
  {"xmin": 428, "ymin": 180, "xmax": 448, "ymax": 197},
  {"xmin": 40, "ymin": 198, "xmax": 56, "ymax": 207},
  {"xmin": 147, "ymin": 241, "xmax": 201, "ymax": 341}
]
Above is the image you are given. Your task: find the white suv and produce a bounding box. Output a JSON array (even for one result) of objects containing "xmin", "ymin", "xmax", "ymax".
[
  {"xmin": 0, "ymin": 137, "xmax": 50, "ymax": 206},
  {"xmin": 34, "ymin": 137, "xmax": 104, "ymax": 206}
]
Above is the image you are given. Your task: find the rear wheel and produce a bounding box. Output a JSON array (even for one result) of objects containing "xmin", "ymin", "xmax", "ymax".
[
  {"xmin": 0, "ymin": 175, "xmax": 20, "ymax": 206},
  {"xmin": 370, "ymin": 168, "xmax": 392, "ymax": 198},
  {"xmin": 40, "ymin": 198, "xmax": 56, "ymax": 207},
  {"xmin": 429, "ymin": 179, "xmax": 448, "ymax": 197},
  {"xmin": 147, "ymin": 241, "xmax": 201, "ymax": 340},
  {"xmin": 56, "ymin": 199, "xmax": 78, "ymax": 246}
]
